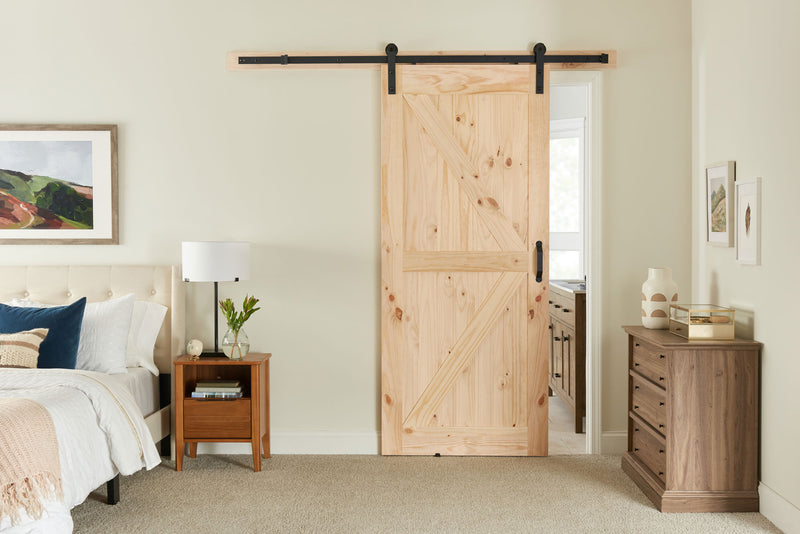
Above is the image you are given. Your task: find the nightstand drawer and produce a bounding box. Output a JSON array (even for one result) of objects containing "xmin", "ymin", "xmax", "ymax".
[
  {"xmin": 632, "ymin": 341, "xmax": 667, "ymax": 385},
  {"xmin": 183, "ymin": 399, "xmax": 251, "ymax": 439},
  {"xmin": 631, "ymin": 375, "xmax": 667, "ymax": 435},
  {"xmin": 631, "ymin": 418, "xmax": 666, "ymax": 483}
]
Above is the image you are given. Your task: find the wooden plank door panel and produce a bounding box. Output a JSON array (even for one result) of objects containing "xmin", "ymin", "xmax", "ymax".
[{"xmin": 382, "ymin": 63, "xmax": 549, "ymax": 456}]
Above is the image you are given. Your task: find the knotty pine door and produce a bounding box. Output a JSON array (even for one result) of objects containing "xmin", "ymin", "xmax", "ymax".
[{"xmin": 381, "ymin": 64, "xmax": 550, "ymax": 456}]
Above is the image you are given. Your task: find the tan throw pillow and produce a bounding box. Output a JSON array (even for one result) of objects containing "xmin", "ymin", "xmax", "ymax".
[{"xmin": 0, "ymin": 328, "xmax": 49, "ymax": 368}]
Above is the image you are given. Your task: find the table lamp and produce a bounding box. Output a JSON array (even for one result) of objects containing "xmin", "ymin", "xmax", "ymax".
[{"xmin": 181, "ymin": 241, "xmax": 250, "ymax": 357}]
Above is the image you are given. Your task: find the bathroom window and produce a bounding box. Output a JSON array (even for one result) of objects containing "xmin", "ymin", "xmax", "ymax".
[{"xmin": 550, "ymin": 118, "xmax": 585, "ymax": 280}]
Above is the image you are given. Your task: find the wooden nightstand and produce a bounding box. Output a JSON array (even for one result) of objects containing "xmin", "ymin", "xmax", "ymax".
[{"xmin": 174, "ymin": 353, "xmax": 271, "ymax": 472}]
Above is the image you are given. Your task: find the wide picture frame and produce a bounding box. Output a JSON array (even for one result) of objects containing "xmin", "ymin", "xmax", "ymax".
[
  {"xmin": 0, "ymin": 124, "xmax": 118, "ymax": 244},
  {"xmin": 705, "ymin": 161, "xmax": 735, "ymax": 247},
  {"xmin": 736, "ymin": 178, "xmax": 761, "ymax": 265}
]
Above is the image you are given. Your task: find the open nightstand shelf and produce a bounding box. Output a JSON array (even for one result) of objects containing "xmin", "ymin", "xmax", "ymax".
[{"xmin": 174, "ymin": 353, "xmax": 271, "ymax": 472}]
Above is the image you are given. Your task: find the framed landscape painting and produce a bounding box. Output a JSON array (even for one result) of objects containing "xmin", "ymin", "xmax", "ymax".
[
  {"xmin": 0, "ymin": 124, "xmax": 118, "ymax": 244},
  {"xmin": 705, "ymin": 161, "xmax": 735, "ymax": 247}
]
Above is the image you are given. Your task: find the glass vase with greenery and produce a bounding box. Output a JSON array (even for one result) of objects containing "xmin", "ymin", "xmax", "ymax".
[{"xmin": 218, "ymin": 295, "xmax": 260, "ymax": 360}]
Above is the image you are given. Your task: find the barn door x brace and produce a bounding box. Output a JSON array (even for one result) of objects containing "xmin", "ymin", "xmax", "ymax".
[{"xmin": 237, "ymin": 43, "xmax": 608, "ymax": 95}]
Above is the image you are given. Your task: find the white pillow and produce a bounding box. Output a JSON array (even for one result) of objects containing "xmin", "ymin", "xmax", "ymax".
[
  {"xmin": 126, "ymin": 300, "xmax": 167, "ymax": 376},
  {"xmin": 75, "ymin": 293, "xmax": 135, "ymax": 374},
  {"xmin": 11, "ymin": 294, "xmax": 135, "ymax": 374}
]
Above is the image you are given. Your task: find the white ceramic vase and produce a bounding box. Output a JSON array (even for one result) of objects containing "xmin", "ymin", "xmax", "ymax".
[{"xmin": 641, "ymin": 267, "xmax": 678, "ymax": 329}]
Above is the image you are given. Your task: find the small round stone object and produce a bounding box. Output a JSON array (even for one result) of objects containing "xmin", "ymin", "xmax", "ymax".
[{"xmin": 187, "ymin": 339, "xmax": 203, "ymax": 356}]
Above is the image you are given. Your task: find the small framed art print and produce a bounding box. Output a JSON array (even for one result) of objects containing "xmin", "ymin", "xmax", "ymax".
[
  {"xmin": 736, "ymin": 178, "xmax": 761, "ymax": 265},
  {"xmin": 706, "ymin": 161, "xmax": 735, "ymax": 247}
]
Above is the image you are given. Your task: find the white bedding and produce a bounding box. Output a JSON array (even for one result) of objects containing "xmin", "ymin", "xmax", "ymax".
[
  {"xmin": 0, "ymin": 369, "xmax": 161, "ymax": 533},
  {"xmin": 115, "ymin": 367, "xmax": 158, "ymax": 417}
]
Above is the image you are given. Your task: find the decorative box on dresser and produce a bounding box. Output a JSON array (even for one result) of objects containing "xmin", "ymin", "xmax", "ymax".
[
  {"xmin": 621, "ymin": 326, "xmax": 761, "ymax": 512},
  {"xmin": 548, "ymin": 282, "xmax": 586, "ymax": 433}
]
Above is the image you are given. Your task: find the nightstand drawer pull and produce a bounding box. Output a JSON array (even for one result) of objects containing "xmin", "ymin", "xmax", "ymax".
[
  {"xmin": 554, "ymin": 304, "xmax": 561, "ymax": 309},
  {"xmin": 634, "ymin": 447, "xmax": 639, "ymax": 452},
  {"xmin": 562, "ymin": 308, "xmax": 570, "ymax": 313},
  {"xmin": 659, "ymin": 402, "xmax": 664, "ymax": 406}
]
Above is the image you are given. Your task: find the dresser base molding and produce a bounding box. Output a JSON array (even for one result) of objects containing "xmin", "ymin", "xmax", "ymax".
[{"xmin": 622, "ymin": 453, "xmax": 759, "ymax": 513}]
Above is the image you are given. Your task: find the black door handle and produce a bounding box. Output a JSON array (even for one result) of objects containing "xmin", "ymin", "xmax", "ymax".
[{"xmin": 535, "ymin": 240, "xmax": 543, "ymax": 282}]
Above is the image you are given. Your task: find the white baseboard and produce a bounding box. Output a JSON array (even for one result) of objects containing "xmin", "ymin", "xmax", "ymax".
[
  {"xmin": 759, "ymin": 482, "xmax": 800, "ymax": 534},
  {"xmin": 600, "ymin": 431, "xmax": 627, "ymax": 454},
  {"xmin": 195, "ymin": 430, "xmax": 381, "ymax": 455}
]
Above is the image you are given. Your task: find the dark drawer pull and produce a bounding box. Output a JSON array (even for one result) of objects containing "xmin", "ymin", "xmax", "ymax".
[
  {"xmin": 634, "ymin": 362, "xmax": 640, "ymax": 367},
  {"xmin": 554, "ymin": 337, "xmax": 561, "ymax": 341},
  {"xmin": 659, "ymin": 449, "xmax": 664, "ymax": 454},
  {"xmin": 548, "ymin": 300, "xmax": 552, "ymax": 304},
  {"xmin": 633, "ymin": 448, "xmax": 639, "ymax": 452},
  {"xmin": 562, "ymin": 335, "xmax": 570, "ymax": 341},
  {"xmin": 548, "ymin": 324, "xmax": 552, "ymax": 330},
  {"xmin": 634, "ymin": 342, "xmax": 640, "ymax": 347},
  {"xmin": 634, "ymin": 385, "xmax": 639, "ymax": 390},
  {"xmin": 554, "ymin": 304, "xmax": 561, "ymax": 309},
  {"xmin": 562, "ymin": 308, "xmax": 570, "ymax": 313},
  {"xmin": 659, "ymin": 472, "xmax": 664, "ymax": 476},
  {"xmin": 659, "ymin": 354, "xmax": 665, "ymax": 359},
  {"xmin": 554, "ymin": 373, "xmax": 561, "ymax": 378},
  {"xmin": 659, "ymin": 402, "xmax": 665, "ymax": 407},
  {"xmin": 658, "ymin": 424, "xmax": 664, "ymax": 429},
  {"xmin": 633, "ymin": 427, "xmax": 639, "ymax": 432},
  {"xmin": 634, "ymin": 405, "xmax": 639, "ymax": 410},
  {"xmin": 659, "ymin": 377, "xmax": 665, "ymax": 381}
]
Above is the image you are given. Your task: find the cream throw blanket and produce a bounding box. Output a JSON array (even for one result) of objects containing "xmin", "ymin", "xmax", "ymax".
[{"xmin": 0, "ymin": 397, "xmax": 62, "ymax": 525}]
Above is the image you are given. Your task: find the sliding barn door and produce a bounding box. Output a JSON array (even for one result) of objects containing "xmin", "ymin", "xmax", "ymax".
[{"xmin": 381, "ymin": 64, "xmax": 550, "ymax": 456}]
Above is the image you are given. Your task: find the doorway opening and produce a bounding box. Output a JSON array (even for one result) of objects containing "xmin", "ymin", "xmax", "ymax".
[{"xmin": 548, "ymin": 73, "xmax": 601, "ymax": 455}]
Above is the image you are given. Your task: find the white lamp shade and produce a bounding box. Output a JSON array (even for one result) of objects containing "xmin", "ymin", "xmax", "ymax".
[{"xmin": 181, "ymin": 241, "xmax": 250, "ymax": 282}]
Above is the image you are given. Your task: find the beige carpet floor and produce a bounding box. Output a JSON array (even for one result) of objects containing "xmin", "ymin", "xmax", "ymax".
[{"xmin": 72, "ymin": 455, "xmax": 780, "ymax": 533}]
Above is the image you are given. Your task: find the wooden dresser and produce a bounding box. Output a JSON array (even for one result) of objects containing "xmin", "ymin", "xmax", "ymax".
[
  {"xmin": 621, "ymin": 326, "xmax": 761, "ymax": 512},
  {"xmin": 548, "ymin": 282, "xmax": 586, "ymax": 433}
]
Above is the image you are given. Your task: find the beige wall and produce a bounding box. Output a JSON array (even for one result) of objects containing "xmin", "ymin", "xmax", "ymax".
[
  {"xmin": 693, "ymin": 0, "xmax": 800, "ymax": 524},
  {"xmin": 0, "ymin": 0, "xmax": 691, "ymax": 450}
]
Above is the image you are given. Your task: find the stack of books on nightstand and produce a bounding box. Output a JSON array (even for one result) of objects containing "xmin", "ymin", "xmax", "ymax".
[{"xmin": 191, "ymin": 380, "xmax": 243, "ymax": 399}]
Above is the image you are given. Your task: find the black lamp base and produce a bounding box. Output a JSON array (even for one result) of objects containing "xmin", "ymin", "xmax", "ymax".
[{"xmin": 198, "ymin": 351, "xmax": 227, "ymax": 359}]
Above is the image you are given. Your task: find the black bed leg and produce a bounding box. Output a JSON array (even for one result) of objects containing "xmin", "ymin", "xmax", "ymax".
[
  {"xmin": 159, "ymin": 435, "xmax": 171, "ymax": 456},
  {"xmin": 106, "ymin": 474, "xmax": 120, "ymax": 505}
]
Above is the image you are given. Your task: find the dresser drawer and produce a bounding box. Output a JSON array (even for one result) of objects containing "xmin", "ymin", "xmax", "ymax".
[
  {"xmin": 632, "ymin": 340, "xmax": 667, "ymax": 385},
  {"xmin": 183, "ymin": 399, "xmax": 252, "ymax": 439},
  {"xmin": 631, "ymin": 375, "xmax": 667, "ymax": 435},
  {"xmin": 631, "ymin": 417, "xmax": 666, "ymax": 483}
]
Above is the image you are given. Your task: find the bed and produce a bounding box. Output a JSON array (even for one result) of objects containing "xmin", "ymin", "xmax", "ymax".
[{"xmin": 0, "ymin": 265, "xmax": 185, "ymax": 532}]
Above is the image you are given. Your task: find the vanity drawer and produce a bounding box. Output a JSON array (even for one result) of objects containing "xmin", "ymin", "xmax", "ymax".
[
  {"xmin": 631, "ymin": 375, "xmax": 667, "ymax": 435},
  {"xmin": 549, "ymin": 292, "xmax": 576, "ymax": 328},
  {"xmin": 632, "ymin": 340, "xmax": 667, "ymax": 385},
  {"xmin": 631, "ymin": 418, "xmax": 666, "ymax": 483}
]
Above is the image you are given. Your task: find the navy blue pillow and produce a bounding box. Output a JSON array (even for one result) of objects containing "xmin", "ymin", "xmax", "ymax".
[{"xmin": 0, "ymin": 298, "xmax": 87, "ymax": 369}]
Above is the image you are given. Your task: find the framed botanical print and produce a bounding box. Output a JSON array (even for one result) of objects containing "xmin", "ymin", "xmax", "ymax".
[
  {"xmin": 705, "ymin": 161, "xmax": 735, "ymax": 247},
  {"xmin": 0, "ymin": 124, "xmax": 118, "ymax": 244},
  {"xmin": 736, "ymin": 178, "xmax": 761, "ymax": 265}
]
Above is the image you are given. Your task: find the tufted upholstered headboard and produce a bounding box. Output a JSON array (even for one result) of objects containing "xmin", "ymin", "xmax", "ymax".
[{"xmin": 0, "ymin": 265, "xmax": 185, "ymax": 373}]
